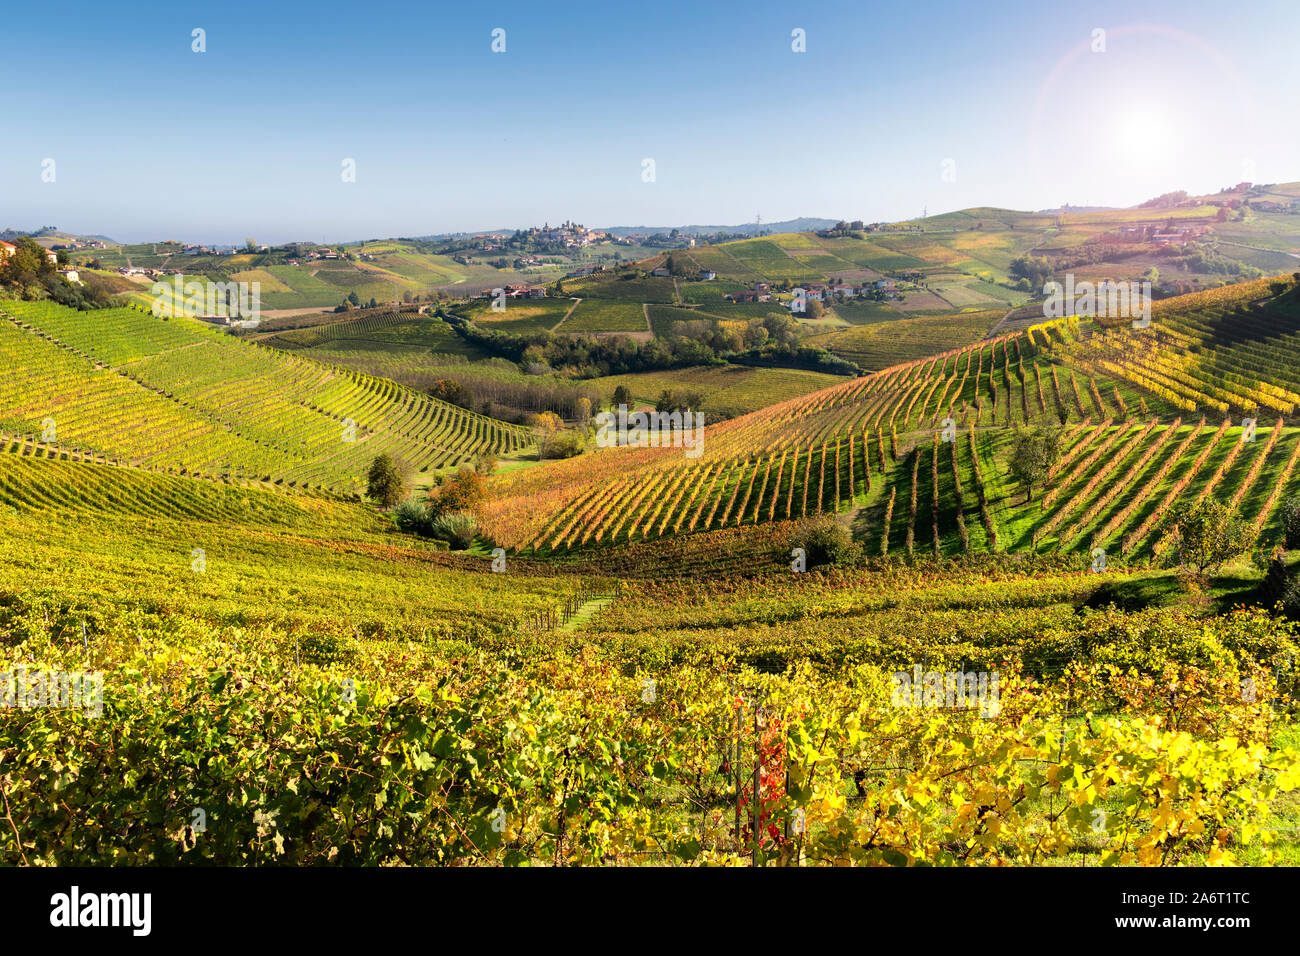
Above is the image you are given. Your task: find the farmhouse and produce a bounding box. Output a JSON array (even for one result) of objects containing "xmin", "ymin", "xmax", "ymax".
[
  {"xmin": 699, "ymin": 269, "xmax": 716, "ymax": 280},
  {"xmin": 650, "ymin": 267, "xmax": 670, "ymax": 277},
  {"xmin": 0, "ymin": 241, "xmax": 15, "ymax": 258},
  {"xmin": 726, "ymin": 289, "xmax": 772, "ymax": 303}
]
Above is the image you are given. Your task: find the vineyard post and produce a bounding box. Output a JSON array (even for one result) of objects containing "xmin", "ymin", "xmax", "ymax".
[
  {"xmin": 734, "ymin": 697, "xmax": 743, "ymax": 849},
  {"xmin": 752, "ymin": 699, "xmax": 764, "ymax": 867}
]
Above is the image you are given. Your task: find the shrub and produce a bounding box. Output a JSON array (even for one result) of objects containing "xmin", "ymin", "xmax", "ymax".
[
  {"xmin": 429, "ymin": 512, "xmax": 478, "ymax": 550},
  {"xmin": 1280, "ymin": 495, "xmax": 1300, "ymax": 549},
  {"xmin": 394, "ymin": 498, "xmax": 434, "ymax": 537},
  {"xmin": 539, "ymin": 430, "xmax": 585, "ymax": 460},
  {"xmin": 801, "ymin": 518, "xmax": 861, "ymax": 568},
  {"xmin": 1283, "ymin": 578, "xmax": 1300, "ymax": 622}
]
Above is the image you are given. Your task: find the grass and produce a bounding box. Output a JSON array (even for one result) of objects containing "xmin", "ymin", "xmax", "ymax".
[{"xmin": 558, "ymin": 299, "xmax": 648, "ymax": 333}]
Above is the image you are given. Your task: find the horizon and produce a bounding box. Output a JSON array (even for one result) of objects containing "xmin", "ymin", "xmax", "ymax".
[{"xmin": 3, "ymin": 0, "xmax": 1298, "ymax": 245}]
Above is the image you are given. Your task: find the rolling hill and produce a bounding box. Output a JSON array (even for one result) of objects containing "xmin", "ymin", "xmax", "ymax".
[
  {"xmin": 0, "ymin": 300, "xmax": 529, "ymax": 492},
  {"xmin": 482, "ymin": 277, "xmax": 1300, "ymax": 559}
]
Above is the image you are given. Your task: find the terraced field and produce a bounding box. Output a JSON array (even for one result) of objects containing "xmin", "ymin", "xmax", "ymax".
[{"xmin": 0, "ymin": 301, "xmax": 530, "ymax": 491}]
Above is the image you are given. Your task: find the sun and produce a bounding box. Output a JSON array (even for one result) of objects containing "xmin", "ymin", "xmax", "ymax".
[{"xmin": 1111, "ymin": 107, "xmax": 1178, "ymax": 169}]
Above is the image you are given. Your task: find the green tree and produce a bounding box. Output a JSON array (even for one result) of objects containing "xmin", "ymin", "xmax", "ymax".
[
  {"xmin": 1007, "ymin": 424, "xmax": 1063, "ymax": 502},
  {"xmin": 365, "ymin": 454, "xmax": 405, "ymax": 508},
  {"xmin": 611, "ymin": 385, "xmax": 633, "ymax": 410},
  {"xmin": 1163, "ymin": 499, "xmax": 1252, "ymax": 574}
]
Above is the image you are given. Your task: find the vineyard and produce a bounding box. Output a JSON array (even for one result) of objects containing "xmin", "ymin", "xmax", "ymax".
[
  {"xmin": 0, "ymin": 301, "xmax": 531, "ymax": 492},
  {"xmin": 5, "ymin": 495, "xmax": 1300, "ymax": 864},
  {"xmin": 5, "ymin": 271, "xmax": 1300, "ymax": 869},
  {"xmin": 482, "ymin": 280, "xmax": 1300, "ymax": 560},
  {"xmin": 1053, "ymin": 278, "xmax": 1300, "ymax": 418}
]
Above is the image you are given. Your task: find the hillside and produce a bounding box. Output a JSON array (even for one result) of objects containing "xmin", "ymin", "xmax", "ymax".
[
  {"xmin": 0, "ymin": 300, "xmax": 529, "ymax": 492},
  {"xmin": 6, "ymin": 260, "xmax": 1300, "ymax": 873},
  {"xmin": 482, "ymin": 278, "xmax": 1300, "ymax": 558},
  {"xmin": 67, "ymin": 236, "xmax": 661, "ymax": 313}
]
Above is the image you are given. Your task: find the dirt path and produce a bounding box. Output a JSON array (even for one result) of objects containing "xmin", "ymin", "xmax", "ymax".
[
  {"xmin": 551, "ymin": 297, "xmax": 582, "ymax": 331},
  {"xmin": 983, "ymin": 306, "xmax": 1018, "ymax": 339},
  {"xmin": 642, "ymin": 302, "xmax": 654, "ymax": 335}
]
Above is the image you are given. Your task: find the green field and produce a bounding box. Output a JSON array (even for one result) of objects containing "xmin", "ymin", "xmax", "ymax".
[{"xmin": 558, "ymin": 298, "xmax": 649, "ymax": 333}]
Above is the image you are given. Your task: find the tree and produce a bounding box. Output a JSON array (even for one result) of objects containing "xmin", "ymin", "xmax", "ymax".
[
  {"xmin": 429, "ymin": 378, "xmax": 473, "ymax": 408},
  {"xmin": 611, "ymin": 385, "xmax": 633, "ymax": 410},
  {"xmin": 366, "ymin": 454, "xmax": 405, "ymax": 508},
  {"xmin": 427, "ymin": 465, "xmax": 487, "ymax": 518},
  {"xmin": 1007, "ymin": 425, "xmax": 1063, "ymax": 502},
  {"xmin": 529, "ymin": 410, "xmax": 564, "ymax": 431},
  {"xmin": 347, "ymin": 291, "xmax": 360, "ymax": 307},
  {"xmin": 1163, "ymin": 499, "xmax": 1252, "ymax": 574},
  {"xmin": 1278, "ymin": 495, "xmax": 1300, "ymax": 549}
]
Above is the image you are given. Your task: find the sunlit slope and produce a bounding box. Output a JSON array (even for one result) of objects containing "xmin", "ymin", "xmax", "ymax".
[
  {"xmin": 0, "ymin": 449, "xmax": 591, "ymax": 640},
  {"xmin": 0, "ymin": 301, "xmax": 529, "ymax": 492},
  {"xmin": 485, "ymin": 279, "xmax": 1300, "ymax": 556}
]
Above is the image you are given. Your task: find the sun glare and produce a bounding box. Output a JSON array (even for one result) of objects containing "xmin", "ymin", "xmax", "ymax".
[{"xmin": 1112, "ymin": 107, "xmax": 1177, "ymax": 168}]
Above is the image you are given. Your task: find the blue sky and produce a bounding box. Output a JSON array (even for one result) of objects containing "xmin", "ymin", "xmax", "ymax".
[{"xmin": 2, "ymin": 0, "xmax": 1297, "ymax": 243}]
